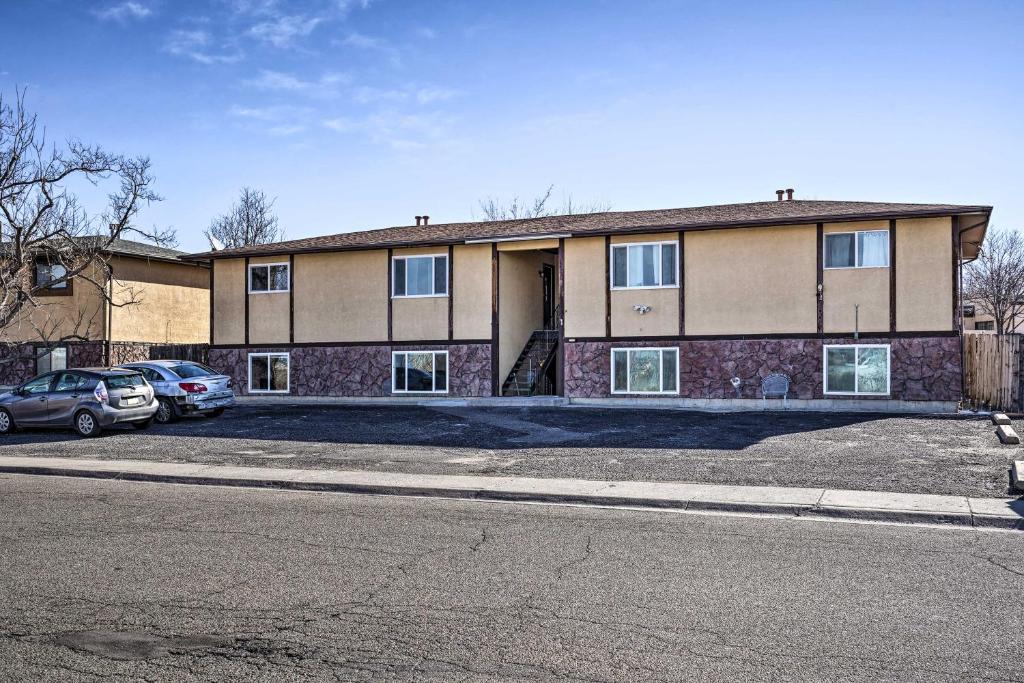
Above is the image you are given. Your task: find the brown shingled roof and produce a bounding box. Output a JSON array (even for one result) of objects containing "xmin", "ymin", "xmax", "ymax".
[{"xmin": 186, "ymin": 199, "xmax": 992, "ymax": 260}]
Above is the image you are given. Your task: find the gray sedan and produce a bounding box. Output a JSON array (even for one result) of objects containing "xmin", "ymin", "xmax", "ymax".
[
  {"xmin": 0, "ymin": 368, "xmax": 158, "ymax": 437},
  {"xmin": 118, "ymin": 360, "xmax": 235, "ymax": 424}
]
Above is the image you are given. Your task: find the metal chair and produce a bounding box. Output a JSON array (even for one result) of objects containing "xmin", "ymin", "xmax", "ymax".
[{"xmin": 761, "ymin": 373, "xmax": 790, "ymax": 409}]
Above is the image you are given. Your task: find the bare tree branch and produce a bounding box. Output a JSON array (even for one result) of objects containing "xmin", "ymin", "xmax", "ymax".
[
  {"xmin": 204, "ymin": 187, "xmax": 283, "ymax": 248},
  {"xmin": 476, "ymin": 185, "xmax": 610, "ymax": 221},
  {"xmin": 963, "ymin": 227, "xmax": 1024, "ymax": 335}
]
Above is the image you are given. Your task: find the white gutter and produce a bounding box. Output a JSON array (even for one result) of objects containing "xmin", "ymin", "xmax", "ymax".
[{"xmin": 464, "ymin": 233, "xmax": 572, "ymax": 245}]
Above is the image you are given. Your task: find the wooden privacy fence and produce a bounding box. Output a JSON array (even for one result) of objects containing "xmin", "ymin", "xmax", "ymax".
[{"xmin": 963, "ymin": 332, "xmax": 1024, "ymax": 413}]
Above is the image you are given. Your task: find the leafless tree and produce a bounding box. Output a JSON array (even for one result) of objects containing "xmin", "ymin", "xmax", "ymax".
[
  {"xmin": 204, "ymin": 187, "xmax": 283, "ymax": 249},
  {"xmin": 0, "ymin": 90, "xmax": 169, "ymax": 365},
  {"xmin": 963, "ymin": 228, "xmax": 1024, "ymax": 334},
  {"xmin": 477, "ymin": 184, "xmax": 611, "ymax": 221}
]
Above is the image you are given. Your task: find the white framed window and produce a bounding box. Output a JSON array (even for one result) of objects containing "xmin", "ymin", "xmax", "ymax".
[
  {"xmin": 249, "ymin": 262, "xmax": 290, "ymax": 293},
  {"xmin": 824, "ymin": 230, "xmax": 889, "ymax": 269},
  {"xmin": 393, "ymin": 254, "xmax": 448, "ymax": 297},
  {"xmin": 36, "ymin": 346, "xmax": 67, "ymax": 375},
  {"xmin": 823, "ymin": 344, "xmax": 890, "ymax": 396},
  {"xmin": 35, "ymin": 259, "xmax": 68, "ymax": 289},
  {"xmin": 392, "ymin": 350, "xmax": 448, "ymax": 393},
  {"xmin": 610, "ymin": 241, "xmax": 678, "ymax": 289},
  {"xmin": 248, "ymin": 352, "xmax": 290, "ymax": 393},
  {"xmin": 611, "ymin": 347, "xmax": 679, "ymax": 394}
]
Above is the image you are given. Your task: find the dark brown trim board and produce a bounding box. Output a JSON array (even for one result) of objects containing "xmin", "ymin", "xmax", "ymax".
[
  {"xmin": 386, "ymin": 248, "xmax": 393, "ymax": 343},
  {"xmin": 447, "ymin": 244, "xmax": 454, "ymax": 341},
  {"xmin": 816, "ymin": 223, "xmax": 824, "ymax": 334},
  {"xmin": 490, "ymin": 243, "xmax": 500, "ymax": 396},
  {"xmin": 211, "ymin": 339, "xmax": 491, "ymax": 350},
  {"xmin": 604, "ymin": 235, "xmax": 611, "ymax": 337},
  {"xmin": 564, "ymin": 330, "xmax": 960, "ymax": 343},
  {"xmin": 209, "ymin": 260, "xmax": 215, "ymax": 345},
  {"xmin": 243, "ymin": 256, "xmax": 250, "ymax": 346},
  {"xmin": 557, "ymin": 237, "xmax": 566, "ymax": 397},
  {"xmin": 678, "ymin": 230, "xmax": 685, "ymax": 336},
  {"xmin": 889, "ymin": 219, "xmax": 897, "ymax": 332},
  {"xmin": 289, "ymin": 253, "xmax": 295, "ymax": 344}
]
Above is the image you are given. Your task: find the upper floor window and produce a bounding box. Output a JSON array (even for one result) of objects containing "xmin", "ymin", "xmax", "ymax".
[
  {"xmin": 249, "ymin": 262, "xmax": 289, "ymax": 293},
  {"xmin": 610, "ymin": 241, "xmax": 678, "ymax": 289},
  {"xmin": 824, "ymin": 230, "xmax": 889, "ymax": 269},
  {"xmin": 393, "ymin": 254, "xmax": 447, "ymax": 297},
  {"xmin": 34, "ymin": 259, "xmax": 68, "ymax": 290}
]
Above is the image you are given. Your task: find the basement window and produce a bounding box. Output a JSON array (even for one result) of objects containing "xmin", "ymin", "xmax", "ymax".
[
  {"xmin": 611, "ymin": 347, "xmax": 679, "ymax": 394},
  {"xmin": 249, "ymin": 263, "xmax": 290, "ymax": 293},
  {"xmin": 393, "ymin": 254, "xmax": 448, "ymax": 297},
  {"xmin": 35, "ymin": 346, "xmax": 67, "ymax": 375},
  {"xmin": 249, "ymin": 353, "xmax": 289, "ymax": 393},
  {"xmin": 610, "ymin": 241, "xmax": 678, "ymax": 289},
  {"xmin": 824, "ymin": 230, "xmax": 889, "ymax": 269},
  {"xmin": 392, "ymin": 351, "xmax": 448, "ymax": 393},
  {"xmin": 823, "ymin": 344, "xmax": 889, "ymax": 395}
]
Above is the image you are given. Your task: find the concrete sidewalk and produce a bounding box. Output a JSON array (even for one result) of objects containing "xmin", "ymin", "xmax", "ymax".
[{"xmin": 1, "ymin": 455, "xmax": 1021, "ymax": 529}]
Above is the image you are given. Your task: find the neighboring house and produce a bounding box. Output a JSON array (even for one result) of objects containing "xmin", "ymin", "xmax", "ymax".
[
  {"xmin": 962, "ymin": 301, "xmax": 1024, "ymax": 332},
  {"xmin": 188, "ymin": 198, "xmax": 991, "ymax": 411},
  {"xmin": 0, "ymin": 239, "xmax": 211, "ymax": 384}
]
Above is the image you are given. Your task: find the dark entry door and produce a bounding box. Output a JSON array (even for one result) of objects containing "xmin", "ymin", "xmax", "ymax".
[{"xmin": 542, "ymin": 263, "xmax": 556, "ymax": 330}]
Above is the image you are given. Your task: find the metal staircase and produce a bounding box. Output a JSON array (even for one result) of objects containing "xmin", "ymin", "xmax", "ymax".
[{"xmin": 501, "ymin": 330, "xmax": 559, "ymax": 397}]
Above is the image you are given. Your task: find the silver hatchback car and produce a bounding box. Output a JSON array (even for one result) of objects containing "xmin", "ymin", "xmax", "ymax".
[
  {"xmin": 118, "ymin": 360, "xmax": 235, "ymax": 423},
  {"xmin": 0, "ymin": 368, "xmax": 158, "ymax": 437}
]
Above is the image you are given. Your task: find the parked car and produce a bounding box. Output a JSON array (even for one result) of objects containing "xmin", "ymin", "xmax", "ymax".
[
  {"xmin": 118, "ymin": 360, "xmax": 235, "ymax": 424},
  {"xmin": 0, "ymin": 368, "xmax": 157, "ymax": 437}
]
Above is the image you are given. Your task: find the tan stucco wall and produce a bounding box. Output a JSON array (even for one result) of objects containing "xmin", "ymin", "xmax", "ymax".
[
  {"xmin": 294, "ymin": 250, "xmax": 387, "ymax": 342},
  {"xmin": 108, "ymin": 257, "xmax": 210, "ymax": 343},
  {"xmin": 822, "ymin": 220, "xmax": 890, "ymax": 333},
  {"xmin": 611, "ymin": 288, "xmax": 679, "ymax": 336},
  {"xmin": 247, "ymin": 255, "xmax": 290, "ymax": 344},
  {"xmin": 496, "ymin": 238, "xmax": 560, "ymax": 252},
  {"xmin": 391, "ymin": 247, "xmax": 449, "ymax": 341},
  {"xmin": 498, "ymin": 250, "xmax": 554, "ymax": 381},
  {"xmin": 564, "ymin": 237, "xmax": 606, "ymax": 338},
  {"xmin": 896, "ymin": 216, "xmax": 953, "ymax": 331},
  {"xmin": 213, "ymin": 258, "xmax": 245, "ymax": 345},
  {"xmin": 685, "ymin": 225, "xmax": 817, "ymax": 335},
  {"xmin": 453, "ymin": 244, "xmax": 492, "ymax": 340},
  {"xmin": 0, "ymin": 261, "xmax": 107, "ymax": 343}
]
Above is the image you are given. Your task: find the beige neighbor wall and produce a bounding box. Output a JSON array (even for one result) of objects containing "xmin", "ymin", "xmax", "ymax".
[
  {"xmin": 108, "ymin": 256, "xmax": 210, "ymax": 343},
  {"xmin": 822, "ymin": 220, "xmax": 890, "ymax": 333},
  {"xmin": 213, "ymin": 259, "xmax": 245, "ymax": 345},
  {"xmin": 498, "ymin": 250, "xmax": 554, "ymax": 381},
  {"xmin": 0, "ymin": 260, "xmax": 107, "ymax": 343},
  {"xmin": 453, "ymin": 244, "xmax": 492, "ymax": 340},
  {"xmin": 609, "ymin": 232, "xmax": 679, "ymax": 337},
  {"xmin": 896, "ymin": 216, "xmax": 953, "ymax": 331},
  {"xmin": 247, "ymin": 255, "xmax": 290, "ymax": 345},
  {"xmin": 294, "ymin": 250, "xmax": 388, "ymax": 343},
  {"xmin": 564, "ymin": 237, "xmax": 606, "ymax": 338},
  {"xmin": 685, "ymin": 225, "xmax": 817, "ymax": 335},
  {"xmin": 391, "ymin": 246, "xmax": 449, "ymax": 341}
]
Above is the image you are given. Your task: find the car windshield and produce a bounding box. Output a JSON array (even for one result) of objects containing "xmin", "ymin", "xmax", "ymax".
[
  {"xmin": 169, "ymin": 363, "xmax": 214, "ymax": 379},
  {"xmin": 105, "ymin": 373, "xmax": 144, "ymax": 389}
]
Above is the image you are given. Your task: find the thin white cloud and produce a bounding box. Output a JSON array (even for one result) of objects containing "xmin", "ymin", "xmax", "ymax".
[
  {"xmin": 248, "ymin": 14, "xmax": 322, "ymax": 48},
  {"xmin": 352, "ymin": 84, "xmax": 461, "ymax": 105},
  {"xmin": 341, "ymin": 31, "xmax": 402, "ymax": 66},
  {"xmin": 165, "ymin": 29, "xmax": 243, "ymax": 64},
  {"xmin": 229, "ymin": 104, "xmax": 314, "ymax": 136},
  {"xmin": 336, "ymin": 0, "xmax": 374, "ymax": 14},
  {"xmin": 413, "ymin": 26, "xmax": 436, "ymax": 40},
  {"xmin": 93, "ymin": 1, "xmax": 152, "ymax": 22},
  {"xmin": 322, "ymin": 110, "xmax": 453, "ymax": 150},
  {"xmin": 243, "ymin": 69, "xmax": 350, "ymax": 97}
]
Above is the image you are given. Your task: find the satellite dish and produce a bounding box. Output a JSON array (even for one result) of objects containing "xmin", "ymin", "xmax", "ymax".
[{"xmin": 208, "ymin": 236, "xmax": 226, "ymax": 251}]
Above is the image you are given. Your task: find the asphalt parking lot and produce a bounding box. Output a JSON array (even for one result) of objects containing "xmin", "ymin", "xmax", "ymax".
[{"xmin": 0, "ymin": 403, "xmax": 1017, "ymax": 498}]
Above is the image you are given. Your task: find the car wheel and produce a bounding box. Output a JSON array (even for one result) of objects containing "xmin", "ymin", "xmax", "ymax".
[
  {"xmin": 74, "ymin": 410, "xmax": 101, "ymax": 438},
  {"xmin": 206, "ymin": 408, "xmax": 225, "ymax": 418},
  {"xmin": 0, "ymin": 408, "xmax": 14, "ymax": 434},
  {"xmin": 155, "ymin": 398, "xmax": 179, "ymax": 424},
  {"xmin": 133, "ymin": 417, "xmax": 155, "ymax": 430}
]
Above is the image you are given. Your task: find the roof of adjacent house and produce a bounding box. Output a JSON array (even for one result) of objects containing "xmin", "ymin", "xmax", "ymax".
[
  {"xmin": 96, "ymin": 238, "xmax": 193, "ymax": 263},
  {"xmin": 185, "ymin": 199, "xmax": 993, "ymax": 260}
]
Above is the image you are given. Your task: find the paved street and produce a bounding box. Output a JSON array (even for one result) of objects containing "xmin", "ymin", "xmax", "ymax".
[
  {"xmin": 0, "ymin": 404, "xmax": 1015, "ymax": 497},
  {"xmin": 2, "ymin": 474, "xmax": 1023, "ymax": 681}
]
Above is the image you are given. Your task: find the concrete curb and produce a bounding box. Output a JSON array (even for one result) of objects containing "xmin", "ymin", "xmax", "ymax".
[{"xmin": 0, "ymin": 456, "xmax": 1021, "ymax": 530}]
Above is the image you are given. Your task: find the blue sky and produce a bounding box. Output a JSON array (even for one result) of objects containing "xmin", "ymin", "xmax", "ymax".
[{"xmin": 2, "ymin": 0, "xmax": 1022, "ymax": 252}]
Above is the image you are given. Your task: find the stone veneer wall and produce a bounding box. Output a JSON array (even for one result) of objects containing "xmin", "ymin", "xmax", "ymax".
[
  {"xmin": 209, "ymin": 343, "xmax": 492, "ymax": 397},
  {"xmin": 564, "ymin": 336, "xmax": 961, "ymax": 402},
  {"xmin": 0, "ymin": 341, "xmax": 208, "ymax": 386}
]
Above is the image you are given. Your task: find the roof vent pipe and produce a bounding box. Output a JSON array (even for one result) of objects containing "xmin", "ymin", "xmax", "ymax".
[
  {"xmin": 415, "ymin": 216, "xmax": 422, "ymax": 226},
  {"xmin": 786, "ymin": 188, "xmax": 794, "ymax": 200},
  {"xmin": 422, "ymin": 215, "xmax": 429, "ymax": 225},
  {"xmin": 776, "ymin": 190, "xmax": 785, "ymax": 201}
]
